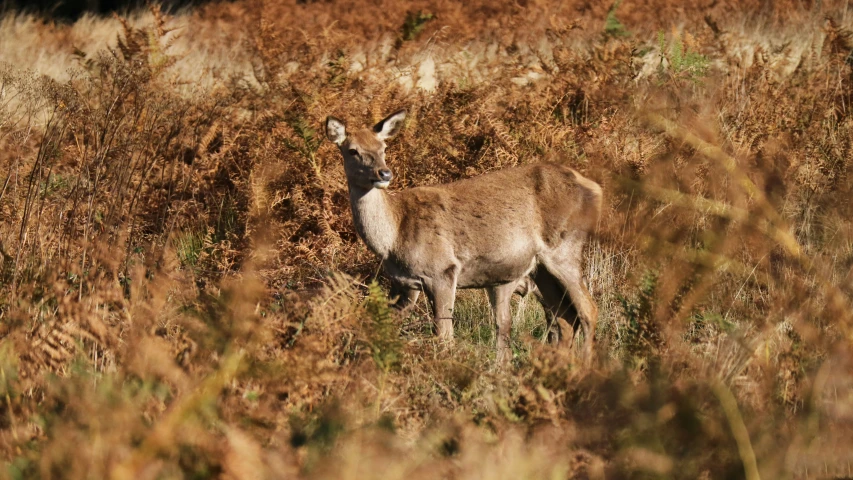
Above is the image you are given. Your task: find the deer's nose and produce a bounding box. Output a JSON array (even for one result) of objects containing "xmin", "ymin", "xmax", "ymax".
[{"xmin": 377, "ymin": 168, "xmax": 393, "ymax": 182}]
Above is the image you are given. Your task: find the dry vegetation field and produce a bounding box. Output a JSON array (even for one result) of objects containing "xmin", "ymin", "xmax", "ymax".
[{"xmin": 0, "ymin": 0, "xmax": 852, "ymax": 478}]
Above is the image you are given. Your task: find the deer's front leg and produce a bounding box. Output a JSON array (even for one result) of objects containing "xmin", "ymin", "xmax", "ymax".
[
  {"xmin": 488, "ymin": 283, "xmax": 517, "ymax": 367},
  {"xmin": 425, "ymin": 271, "xmax": 458, "ymax": 343}
]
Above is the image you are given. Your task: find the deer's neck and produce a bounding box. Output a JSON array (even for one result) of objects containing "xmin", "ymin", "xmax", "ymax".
[{"xmin": 349, "ymin": 187, "xmax": 399, "ymax": 258}]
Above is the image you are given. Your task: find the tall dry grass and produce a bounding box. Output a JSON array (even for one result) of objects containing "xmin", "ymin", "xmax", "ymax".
[{"xmin": 0, "ymin": 1, "xmax": 851, "ymax": 478}]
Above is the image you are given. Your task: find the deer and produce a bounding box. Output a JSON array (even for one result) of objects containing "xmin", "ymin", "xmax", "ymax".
[{"xmin": 325, "ymin": 109, "xmax": 602, "ymax": 365}]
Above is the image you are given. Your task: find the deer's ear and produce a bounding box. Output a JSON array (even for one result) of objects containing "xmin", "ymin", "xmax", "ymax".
[
  {"xmin": 373, "ymin": 110, "xmax": 406, "ymax": 141},
  {"xmin": 326, "ymin": 116, "xmax": 347, "ymax": 146}
]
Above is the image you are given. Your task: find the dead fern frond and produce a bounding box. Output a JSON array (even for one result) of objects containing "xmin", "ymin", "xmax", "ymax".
[
  {"xmin": 823, "ymin": 17, "xmax": 853, "ymax": 61},
  {"xmin": 112, "ymin": 13, "xmax": 144, "ymax": 63}
]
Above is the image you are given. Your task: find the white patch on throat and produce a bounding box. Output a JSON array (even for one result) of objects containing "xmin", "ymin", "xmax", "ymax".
[{"xmin": 350, "ymin": 188, "xmax": 398, "ymax": 258}]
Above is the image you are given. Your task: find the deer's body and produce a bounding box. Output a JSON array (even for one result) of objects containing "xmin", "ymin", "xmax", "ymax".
[
  {"xmin": 326, "ymin": 110, "xmax": 601, "ymax": 364},
  {"xmin": 352, "ymin": 163, "xmax": 600, "ymax": 290}
]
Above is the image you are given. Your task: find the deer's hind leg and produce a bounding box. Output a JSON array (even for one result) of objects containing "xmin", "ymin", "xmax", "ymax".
[
  {"xmin": 514, "ymin": 277, "xmax": 560, "ymax": 346},
  {"xmin": 532, "ymin": 267, "xmax": 580, "ymax": 349},
  {"xmin": 536, "ymin": 253, "xmax": 598, "ymax": 365}
]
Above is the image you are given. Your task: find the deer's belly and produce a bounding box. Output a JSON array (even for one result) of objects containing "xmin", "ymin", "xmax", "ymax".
[
  {"xmin": 456, "ymin": 254, "xmax": 537, "ymax": 289},
  {"xmin": 383, "ymin": 236, "xmax": 538, "ymax": 289}
]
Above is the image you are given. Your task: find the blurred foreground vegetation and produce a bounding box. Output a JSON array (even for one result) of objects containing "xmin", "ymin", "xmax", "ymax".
[{"xmin": 0, "ymin": 1, "xmax": 852, "ymax": 478}]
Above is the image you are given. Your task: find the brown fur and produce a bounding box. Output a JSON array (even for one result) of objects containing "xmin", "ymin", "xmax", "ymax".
[{"xmin": 326, "ymin": 110, "xmax": 602, "ymax": 365}]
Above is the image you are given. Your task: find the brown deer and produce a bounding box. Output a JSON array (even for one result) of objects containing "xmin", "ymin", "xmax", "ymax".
[{"xmin": 325, "ymin": 110, "xmax": 602, "ymax": 364}]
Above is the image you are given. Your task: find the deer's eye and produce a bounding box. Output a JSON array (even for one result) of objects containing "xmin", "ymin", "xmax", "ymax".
[{"xmin": 347, "ymin": 148, "xmax": 359, "ymax": 157}]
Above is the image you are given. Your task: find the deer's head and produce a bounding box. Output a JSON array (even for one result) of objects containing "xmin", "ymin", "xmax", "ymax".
[{"xmin": 325, "ymin": 110, "xmax": 406, "ymax": 190}]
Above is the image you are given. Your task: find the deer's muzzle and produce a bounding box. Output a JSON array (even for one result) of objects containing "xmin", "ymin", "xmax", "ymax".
[{"xmin": 373, "ymin": 168, "xmax": 393, "ymax": 189}]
